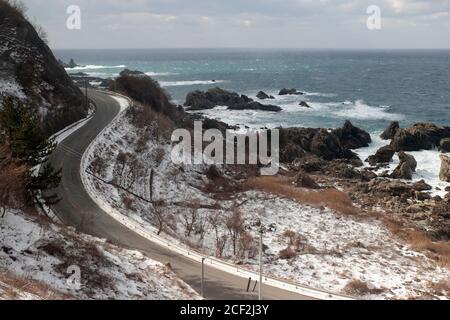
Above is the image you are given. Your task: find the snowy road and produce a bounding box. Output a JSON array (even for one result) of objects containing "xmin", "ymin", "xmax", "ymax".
[{"xmin": 46, "ymin": 90, "xmax": 313, "ymax": 300}]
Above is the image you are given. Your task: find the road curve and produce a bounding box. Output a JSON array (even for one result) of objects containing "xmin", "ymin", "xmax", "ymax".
[{"xmin": 48, "ymin": 90, "xmax": 312, "ymax": 300}]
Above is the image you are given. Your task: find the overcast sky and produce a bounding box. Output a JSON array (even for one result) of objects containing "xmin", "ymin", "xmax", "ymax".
[{"xmin": 21, "ymin": 0, "xmax": 450, "ymax": 49}]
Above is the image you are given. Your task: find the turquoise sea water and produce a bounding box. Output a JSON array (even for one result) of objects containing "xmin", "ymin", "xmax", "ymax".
[{"xmin": 55, "ymin": 49, "xmax": 450, "ymax": 133}]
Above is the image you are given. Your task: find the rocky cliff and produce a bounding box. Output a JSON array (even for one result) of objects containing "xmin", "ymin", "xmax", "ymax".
[{"xmin": 0, "ymin": 0, "xmax": 87, "ymax": 134}]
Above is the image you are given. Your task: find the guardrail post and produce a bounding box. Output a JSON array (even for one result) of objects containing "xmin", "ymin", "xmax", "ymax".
[{"xmin": 201, "ymin": 257, "xmax": 206, "ymax": 298}]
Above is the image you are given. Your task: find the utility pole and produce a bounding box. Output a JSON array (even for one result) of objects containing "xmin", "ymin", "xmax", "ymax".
[
  {"xmin": 259, "ymin": 227, "xmax": 263, "ymax": 301},
  {"xmin": 201, "ymin": 257, "xmax": 205, "ymax": 298},
  {"xmin": 85, "ymin": 79, "xmax": 88, "ymax": 109}
]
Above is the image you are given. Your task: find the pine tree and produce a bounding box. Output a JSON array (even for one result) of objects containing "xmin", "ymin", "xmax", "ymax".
[
  {"xmin": 0, "ymin": 96, "xmax": 62, "ymax": 207},
  {"xmin": 25, "ymin": 163, "xmax": 62, "ymax": 207}
]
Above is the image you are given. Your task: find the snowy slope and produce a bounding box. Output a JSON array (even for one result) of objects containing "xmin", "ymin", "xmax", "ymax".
[
  {"xmin": 0, "ymin": 210, "xmax": 200, "ymax": 300},
  {"xmin": 82, "ymin": 99, "xmax": 450, "ymax": 300}
]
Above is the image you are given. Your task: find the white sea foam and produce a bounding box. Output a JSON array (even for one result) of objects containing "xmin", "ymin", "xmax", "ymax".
[
  {"xmin": 66, "ymin": 64, "xmax": 126, "ymax": 71},
  {"xmin": 354, "ymin": 133, "xmax": 450, "ymax": 197},
  {"xmin": 145, "ymin": 72, "xmax": 179, "ymax": 77},
  {"xmin": 333, "ymin": 100, "xmax": 404, "ymax": 121},
  {"xmin": 160, "ymin": 80, "xmax": 226, "ymax": 87}
]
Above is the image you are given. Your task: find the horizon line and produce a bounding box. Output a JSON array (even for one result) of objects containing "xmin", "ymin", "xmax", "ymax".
[{"xmin": 52, "ymin": 47, "xmax": 450, "ymax": 51}]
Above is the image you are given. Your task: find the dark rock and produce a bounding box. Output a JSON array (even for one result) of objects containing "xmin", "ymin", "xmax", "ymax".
[
  {"xmin": 390, "ymin": 123, "xmax": 450, "ymax": 152},
  {"xmin": 445, "ymin": 186, "xmax": 450, "ymax": 192},
  {"xmin": 281, "ymin": 142, "xmax": 305, "ymax": 163},
  {"xmin": 332, "ymin": 120, "xmax": 372, "ymax": 150},
  {"xmin": 119, "ymin": 69, "xmax": 146, "ymax": 77},
  {"xmin": 71, "ymin": 72, "xmax": 88, "ymax": 76},
  {"xmin": 415, "ymin": 191, "xmax": 431, "ymax": 201},
  {"xmin": 391, "ymin": 152, "xmax": 417, "ymax": 180},
  {"xmin": 68, "ymin": 58, "xmax": 78, "ymax": 68},
  {"xmin": 440, "ymin": 155, "xmax": 450, "ymax": 182},
  {"xmin": 184, "ymin": 87, "xmax": 281, "ymax": 112},
  {"xmin": 299, "ymin": 101, "xmax": 311, "ymax": 108},
  {"xmin": 294, "ymin": 154, "xmax": 327, "ymax": 172},
  {"xmin": 279, "ymin": 88, "xmax": 303, "ymax": 96},
  {"xmin": 280, "ymin": 122, "xmax": 367, "ymax": 162},
  {"xmin": 367, "ymin": 145, "xmax": 395, "ymax": 166},
  {"xmin": 399, "ymin": 151, "xmax": 417, "ymax": 172},
  {"xmin": 256, "ymin": 91, "xmax": 275, "ymax": 100},
  {"xmin": 310, "ymin": 129, "xmax": 343, "ymax": 161},
  {"xmin": 440, "ymin": 138, "xmax": 450, "ymax": 153},
  {"xmin": 381, "ymin": 121, "xmax": 400, "ymax": 140},
  {"xmin": 368, "ymin": 180, "xmax": 414, "ymax": 197},
  {"xmin": 295, "ymin": 171, "xmax": 320, "ymax": 189},
  {"xmin": 228, "ymin": 101, "xmax": 282, "ymax": 112},
  {"xmin": 412, "ymin": 180, "xmax": 432, "ymax": 191}
]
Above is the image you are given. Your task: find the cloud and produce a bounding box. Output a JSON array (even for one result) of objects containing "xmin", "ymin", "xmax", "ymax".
[{"xmin": 19, "ymin": 0, "xmax": 450, "ymax": 48}]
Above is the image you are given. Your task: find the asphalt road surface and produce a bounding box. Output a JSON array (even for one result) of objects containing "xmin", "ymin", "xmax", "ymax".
[{"xmin": 47, "ymin": 90, "xmax": 313, "ymax": 300}]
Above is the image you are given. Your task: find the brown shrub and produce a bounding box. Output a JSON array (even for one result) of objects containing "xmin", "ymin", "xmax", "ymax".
[
  {"xmin": 343, "ymin": 280, "xmax": 385, "ymax": 296},
  {"xmin": 245, "ymin": 176, "xmax": 358, "ymax": 215},
  {"xmin": 279, "ymin": 246, "xmax": 296, "ymax": 260},
  {"xmin": 89, "ymin": 156, "xmax": 106, "ymax": 176},
  {"xmin": 121, "ymin": 195, "xmax": 134, "ymax": 210},
  {"xmin": 39, "ymin": 241, "xmax": 66, "ymax": 258}
]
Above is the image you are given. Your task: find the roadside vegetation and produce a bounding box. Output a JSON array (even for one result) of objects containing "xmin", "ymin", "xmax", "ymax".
[{"xmin": 0, "ymin": 96, "xmax": 62, "ymax": 216}]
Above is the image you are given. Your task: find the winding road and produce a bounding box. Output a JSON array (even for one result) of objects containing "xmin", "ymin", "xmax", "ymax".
[{"xmin": 48, "ymin": 90, "xmax": 313, "ymax": 300}]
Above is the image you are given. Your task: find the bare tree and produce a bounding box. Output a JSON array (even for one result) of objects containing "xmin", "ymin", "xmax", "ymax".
[
  {"xmin": 208, "ymin": 211, "xmax": 227, "ymax": 257},
  {"xmin": 152, "ymin": 200, "xmax": 167, "ymax": 235},
  {"xmin": 181, "ymin": 199, "xmax": 200, "ymax": 238},
  {"xmin": 226, "ymin": 208, "xmax": 245, "ymax": 257},
  {"xmin": 116, "ymin": 152, "xmax": 128, "ymax": 176}
]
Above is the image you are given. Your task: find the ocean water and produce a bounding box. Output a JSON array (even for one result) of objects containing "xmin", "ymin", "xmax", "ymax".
[
  {"xmin": 55, "ymin": 49, "xmax": 450, "ymax": 132},
  {"xmin": 55, "ymin": 49, "xmax": 450, "ymax": 191}
]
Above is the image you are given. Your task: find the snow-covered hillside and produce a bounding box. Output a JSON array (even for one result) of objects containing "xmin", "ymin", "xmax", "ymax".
[
  {"xmin": 82, "ymin": 98, "xmax": 450, "ymax": 300},
  {"xmin": 0, "ymin": 0, "xmax": 86, "ymax": 134},
  {"xmin": 0, "ymin": 209, "xmax": 200, "ymax": 300}
]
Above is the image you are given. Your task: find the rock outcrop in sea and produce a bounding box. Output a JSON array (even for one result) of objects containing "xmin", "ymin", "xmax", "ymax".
[
  {"xmin": 184, "ymin": 87, "xmax": 282, "ymax": 112},
  {"xmin": 388, "ymin": 122, "xmax": 450, "ymax": 152}
]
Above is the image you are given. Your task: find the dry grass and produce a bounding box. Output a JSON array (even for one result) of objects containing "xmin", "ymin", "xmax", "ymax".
[
  {"xmin": 429, "ymin": 280, "xmax": 450, "ymax": 297},
  {"xmin": 382, "ymin": 217, "xmax": 450, "ymax": 269},
  {"xmin": 0, "ymin": 271, "xmax": 71, "ymax": 300},
  {"xmin": 245, "ymin": 176, "xmax": 359, "ymax": 216}
]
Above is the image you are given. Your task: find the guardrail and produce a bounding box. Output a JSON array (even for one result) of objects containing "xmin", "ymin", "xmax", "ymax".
[{"xmin": 80, "ymin": 90, "xmax": 354, "ymax": 301}]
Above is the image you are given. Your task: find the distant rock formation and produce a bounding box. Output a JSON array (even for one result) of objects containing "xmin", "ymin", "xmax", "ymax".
[
  {"xmin": 119, "ymin": 69, "xmax": 146, "ymax": 77},
  {"xmin": 256, "ymin": 91, "xmax": 275, "ymax": 100},
  {"xmin": 184, "ymin": 87, "xmax": 282, "ymax": 112},
  {"xmin": 299, "ymin": 101, "xmax": 311, "ymax": 108},
  {"xmin": 0, "ymin": 1, "xmax": 86, "ymax": 134},
  {"xmin": 279, "ymin": 88, "xmax": 303, "ymax": 96},
  {"xmin": 59, "ymin": 58, "xmax": 83, "ymax": 69}
]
